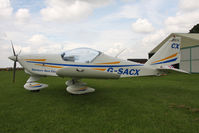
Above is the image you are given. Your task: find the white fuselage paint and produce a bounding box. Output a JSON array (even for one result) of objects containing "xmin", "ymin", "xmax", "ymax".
[{"xmin": 17, "ymin": 53, "xmax": 158, "ymax": 79}]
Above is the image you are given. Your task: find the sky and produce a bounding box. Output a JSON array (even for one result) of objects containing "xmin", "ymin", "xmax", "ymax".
[{"xmin": 0, "ymin": 0, "xmax": 199, "ymax": 67}]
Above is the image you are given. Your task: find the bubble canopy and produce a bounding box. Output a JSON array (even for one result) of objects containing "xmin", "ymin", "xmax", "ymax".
[{"xmin": 61, "ymin": 48, "xmax": 101, "ymax": 63}]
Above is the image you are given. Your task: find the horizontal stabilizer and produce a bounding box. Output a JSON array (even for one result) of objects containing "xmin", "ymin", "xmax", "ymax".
[{"xmin": 157, "ymin": 66, "xmax": 189, "ymax": 74}]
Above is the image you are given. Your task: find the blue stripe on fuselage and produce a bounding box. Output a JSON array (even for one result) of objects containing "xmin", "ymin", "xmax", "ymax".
[
  {"xmin": 151, "ymin": 58, "xmax": 177, "ymax": 65},
  {"xmin": 26, "ymin": 61, "xmax": 144, "ymax": 67}
]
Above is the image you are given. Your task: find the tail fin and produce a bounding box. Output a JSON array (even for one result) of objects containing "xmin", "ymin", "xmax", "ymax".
[{"xmin": 145, "ymin": 36, "xmax": 181, "ymax": 67}]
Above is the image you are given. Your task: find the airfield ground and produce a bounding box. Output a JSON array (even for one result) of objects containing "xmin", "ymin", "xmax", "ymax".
[{"xmin": 0, "ymin": 71, "xmax": 199, "ymax": 133}]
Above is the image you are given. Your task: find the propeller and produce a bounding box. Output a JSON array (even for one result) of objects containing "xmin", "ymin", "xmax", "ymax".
[{"xmin": 9, "ymin": 41, "xmax": 21, "ymax": 83}]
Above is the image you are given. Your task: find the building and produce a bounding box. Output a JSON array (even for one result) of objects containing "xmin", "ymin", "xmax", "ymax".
[
  {"xmin": 127, "ymin": 59, "xmax": 147, "ymax": 64},
  {"xmin": 148, "ymin": 33, "xmax": 199, "ymax": 73}
]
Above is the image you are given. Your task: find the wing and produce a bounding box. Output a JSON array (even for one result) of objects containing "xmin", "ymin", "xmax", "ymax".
[{"xmin": 56, "ymin": 67, "xmax": 120, "ymax": 79}]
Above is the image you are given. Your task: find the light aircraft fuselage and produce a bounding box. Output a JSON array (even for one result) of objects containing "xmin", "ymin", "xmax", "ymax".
[{"xmin": 8, "ymin": 36, "xmax": 187, "ymax": 94}]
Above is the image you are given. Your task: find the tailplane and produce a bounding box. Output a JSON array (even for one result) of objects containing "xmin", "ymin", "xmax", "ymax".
[{"xmin": 145, "ymin": 36, "xmax": 181, "ymax": 68}]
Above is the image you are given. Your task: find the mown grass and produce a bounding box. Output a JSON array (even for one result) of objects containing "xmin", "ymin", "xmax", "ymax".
[{"xmin": 0, "ymin": 71, "xmax": 199, "ymax": 133}]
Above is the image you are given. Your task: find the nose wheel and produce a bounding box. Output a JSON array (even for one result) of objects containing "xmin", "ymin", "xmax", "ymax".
[{"xmin": 66, "ymin": 79, "xmax": 95, "ymax": 94}]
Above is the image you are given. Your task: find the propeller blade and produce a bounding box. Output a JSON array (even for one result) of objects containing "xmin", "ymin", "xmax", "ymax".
[
  {"xmin": 10, "ymin": 41, "xmax": 19, "ymax": 83},
  {"xmin": 18, "ymin": 50, "xmax": 21, "ymax": 56},
  {"xmin": 13, "ymin": 61, "xmax": 16, "ymax": 83},
  {"xmin": 11, "ymin": 40, "xmax": 16, "ymax": 56}
]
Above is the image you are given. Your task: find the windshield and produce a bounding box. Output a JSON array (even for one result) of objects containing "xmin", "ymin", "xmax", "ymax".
[{"xmin": 61, "ymin": 48, "xmax": 100, "ymax": 63}]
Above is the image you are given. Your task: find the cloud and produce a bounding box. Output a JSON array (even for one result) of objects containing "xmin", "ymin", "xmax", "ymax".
[
  {"xmin": 140, "ymin": 0, "xmax": 199, "ymax": 51},
  {"xmin": 142, "ymin": 30, "xmax": 167, "ymax": 48},
  {"xmin": 132, "ymin": 18, "xmax": 154, "ymax": 33},
  {"xmin": 0, "ymin": 32, "xmax": 7, "ymax": 40},
  {"xmin": 115, "ymin": 4, "xmax": 140, "ymax": 19},
  {"xmin": 0, "ymin": 0, "xmax": 12, "ymax": 18},
  {"xmin": 105, "ymin": 42, "xmax": 125, "ymax": 56},
  {"xmin": 179, "ymin": 0, "xmax": 199, "ymax": 11},
  {"xmin": 41, "ymin": 0, "xmax": 92, "ymax": 21},
  {"xmin": 1, "ymin": 0, "xmax": 199, "ymax": 68},
  {"xmin": 27, "ymin": 34, "xmax": 94, "ymax": 54},
  {"xmin": 101, "ymin": 4, "xmax": 140, "ymax": 21},
  {"xmin": 15, "ymin": 8, "xmax": 30, "ymax": 23},
  {"xmin": 164, "ymin": 11, "xmax": 199, "ymax": 33},
  {"xmin": 28, "ymin": 34, "xmax": 49, "ymax": 45},
  {"xmin": 120, "ymin": 0, "xmax": 136, "ymax": 2},
  {"xmin": 81, "ymin": 0, "xmax": 113, "ymax": 6},
  {"xmin": 41, "ymin": 0, "xmax": 113, "ymax": 22}
]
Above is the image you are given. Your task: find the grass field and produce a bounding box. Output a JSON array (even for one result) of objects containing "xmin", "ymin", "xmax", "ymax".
[{"xmin": 0, "ymin": 71, "xmax": 199, "ymax": 133}]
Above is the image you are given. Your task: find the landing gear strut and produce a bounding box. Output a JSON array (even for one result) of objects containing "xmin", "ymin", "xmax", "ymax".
[{"xmin": 66, "ymin": 79, "xmax": 95, "ymax": 94}]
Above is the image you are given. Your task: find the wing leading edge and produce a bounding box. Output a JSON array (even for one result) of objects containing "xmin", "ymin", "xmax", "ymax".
[{"xmin": 56, "ymin": 67, "xmax": 120, "ymax": 79}]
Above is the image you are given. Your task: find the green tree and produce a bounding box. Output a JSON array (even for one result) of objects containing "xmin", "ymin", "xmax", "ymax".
[{"xmin": 189, "ymin": 24, "xmax": 199, "ymax": 33}]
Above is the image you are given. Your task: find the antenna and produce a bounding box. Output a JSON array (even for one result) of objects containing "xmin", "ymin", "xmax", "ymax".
[{"xmin": 115, "ymin": 48, "xmax": 126, "ymax": 58}]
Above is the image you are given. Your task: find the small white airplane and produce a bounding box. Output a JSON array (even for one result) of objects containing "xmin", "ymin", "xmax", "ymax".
[{"xmin": 8, "ymin": 36, "xmax": 187, "ymax": 94}]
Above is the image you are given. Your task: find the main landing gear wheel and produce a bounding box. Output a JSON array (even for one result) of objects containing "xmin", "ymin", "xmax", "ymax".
[{"xmin": 66, "ymin": 79, "xmax": 95, "ymax": 95}]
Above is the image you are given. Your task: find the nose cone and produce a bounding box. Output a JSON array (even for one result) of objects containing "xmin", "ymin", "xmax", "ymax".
[{"xmin": 8, "ymin": 55, "xmax": 17, "ymax": 61}]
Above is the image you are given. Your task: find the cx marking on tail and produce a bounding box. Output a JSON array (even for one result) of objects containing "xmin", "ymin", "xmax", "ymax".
[{"xmin": 171, "ymin": 43, "xmax": 179, "ymax": 49}]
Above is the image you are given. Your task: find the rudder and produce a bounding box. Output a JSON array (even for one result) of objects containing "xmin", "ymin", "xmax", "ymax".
[{"xmin": 145, "ymin": 36, "xmax": 181, "ymax": 67}]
